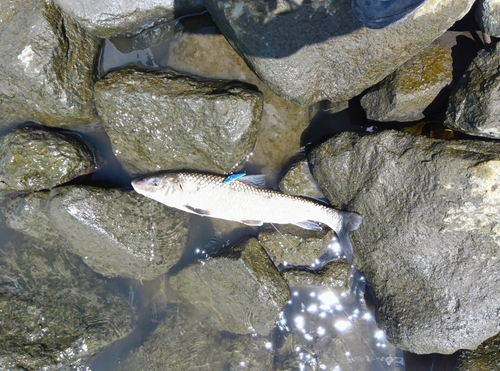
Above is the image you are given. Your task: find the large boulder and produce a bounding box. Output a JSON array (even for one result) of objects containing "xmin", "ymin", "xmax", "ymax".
[
  {"xmin": 310, "ymin": 130, "xmax": 500, "ymax": 354},
  {"xmin": 445, "ymin": 43, "xmax": 500, "ymax": 139},
  {"xmin": 94, "ymin": 69, "xmax": 263, "ymax": 176},
  {"xmin": 54, "ymin": 0, "xmax": 205, "ymax": 38},
  {"xmin": 204, "ymin": 0, "xmax": 475, "ymax": 105},
  {"xmin": 0, "ymin": 125, "xmax": 96, "ymax": 192},
  {"xmin": 476, "ymin": 0, "xmax": 500, "ymax": 37},
  {"xmin": 0, "ymin": 0, "xmax": 100, "ymax": 128}
]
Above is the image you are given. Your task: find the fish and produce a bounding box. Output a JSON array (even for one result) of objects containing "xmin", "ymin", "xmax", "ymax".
[{"xmin": 131, "ymin": 171, "xmax": 362, "ymax": 263}]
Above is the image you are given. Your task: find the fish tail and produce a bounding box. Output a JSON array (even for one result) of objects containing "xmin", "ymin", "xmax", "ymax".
[{"xmin": 335, "ymin": 211, "xmax": 363, "ymax": 264}]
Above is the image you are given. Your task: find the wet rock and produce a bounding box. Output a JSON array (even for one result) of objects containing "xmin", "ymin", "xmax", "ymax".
[
  {"xmin": 445, "ymin": 43, "xmax": 500, "ymax": 139},
  {"xmin": 361, "ymin": 32, "xmax": 477, "ymax": 122},
  {"xmin": 94, "ymin": 69, "xmax": 263, "ymax": 176},
  {"xmin": 310, "ymin": 130, "xmax": 500, "ymax": 354},
  {"xmin": 279, "ymin": 160, "xmax": 326, "ymax": 200},
  {"xmin": 457, "ymin": 334, "xmax": 500, "ymax": 371},
  {"xmin": 0, "ymin": 0, "xmax": 100, "ymax": 128},
  {"xmin": 0, "ymin": 234, "xmax": 134, "ymax": 370},
  {"xmin": 48, "ymin": 186, "xmax": 189, "ymax": 280},
  {"xmin": 259, "ymin": 226, "xmax": 335, "ymax": 268},
  {"xmin": 116, "ymin": 303, "xmax": 273, "ymax": 371},
  {"xmin": 281, "ymin": 261, "xmax": 350, "ymax": 289},
  {"xmin": 476, "ymin": 0, "xmax": 500, "ymax": 37},
  {"xmin": 2, "ymin": 191, "xmax": 61, "ymax": 247},
  {"xmin": 169, "ymin": 237, "xmax": 289, "ymax": 335},
  {"xmin": 54, "ymin": 0, "xmax": 205, "ymax": 38},
  {"xmin": 0, "ymin": 126, "xmax": 96, "ymax": 192},
  {"xmin": 204, "ymin": 0, "xmax": 474, "ymax": 106}
]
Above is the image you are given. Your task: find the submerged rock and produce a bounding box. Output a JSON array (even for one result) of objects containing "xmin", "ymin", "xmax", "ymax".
[
  {"xmin": 310, "ymin": 130, "xmax": 500, "ymax": 354},
  {"xmin": 445, "ymin": 43, "xmax": 500, "ymax": 139},
  {"xmin": 279, "ymin": 160, "xmax": 326, "ymax": 200},
  {"xmin": 361, "ymin": 32, "xmax": 478, "ymax": 122},
  {"xmin": 116, "ymin": 303, "xmax": 273, "ymax": 371},
  {"xmin": 95, "ymin": 69, "xmax": 263, "ymax": 176},
  {"xmin": 0, "ymin": 234, "xmax": 134, "ymax": 370},
  {"xmin": 281, "ymin": 260, "xmax": 350, "ymax": 289},
  {"xmin": 169, "ymin": 237, "xmax": 289, "ymax": 336},
  {"xmin": 47, "ymin": 186, "xmax": 189, "ymax": 280},
  {"xmin": 205, "ymin": 0, "xmax": 474, "ymax": 105},
  {"xmin": 0, "ymin": 126, "xmax": 96, "ymax": 192},
  {"xmin": 0, "ymin": 0, "xmax": 100, "ymax": 128},
  {"xmin": 54, "ymin": 0, "xmax": 205, "ymax": 38}
]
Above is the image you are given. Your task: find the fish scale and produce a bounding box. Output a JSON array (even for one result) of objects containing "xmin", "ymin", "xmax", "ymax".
[{"xmin": 132, "ymin": 171, "xmax": 362, "ymax": 262}]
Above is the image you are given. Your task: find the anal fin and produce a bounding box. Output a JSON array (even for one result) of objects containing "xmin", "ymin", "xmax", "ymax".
[{"xmin": 240, "ymin": 219, "xmax": 263, "ymax": 226}]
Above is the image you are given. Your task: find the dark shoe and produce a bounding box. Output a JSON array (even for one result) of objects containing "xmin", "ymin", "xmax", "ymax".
[{"xmin": 352, "ymin": 0, "xmax": 426, "ymax": 29}]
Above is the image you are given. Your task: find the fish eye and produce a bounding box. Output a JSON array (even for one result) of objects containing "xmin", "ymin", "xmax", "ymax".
[{"xmin": 149, "ymin": 178, "xmax": 161, "ymax": 187}]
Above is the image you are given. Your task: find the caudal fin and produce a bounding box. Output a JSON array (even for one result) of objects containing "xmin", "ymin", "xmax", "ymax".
[{"xmin": 336, "ymin": 211, "xmax": 363, "ymax": 264}]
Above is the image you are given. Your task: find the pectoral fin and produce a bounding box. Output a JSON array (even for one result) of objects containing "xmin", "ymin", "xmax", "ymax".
[
  {"xmin": 184, "ymin": 205, "xmax": 211, "ymax": 215},
  {"xmin": 240, "ymin": 219, "xmax": 263, "ymax": 226},
  {"xmin": 293, "ymin": 220, "xmax": 323, "ymax": 231}
]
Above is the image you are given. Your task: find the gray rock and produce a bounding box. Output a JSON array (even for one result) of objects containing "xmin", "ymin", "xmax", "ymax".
[
  {"xmin": 47, "ymin": 186, "xmax": 189, "ymax": 280},
  {"xmin": 309, "ymin": 130, "xmax": 500, "ymax": 354},
  {"xmin": 361, "ymin": 32, "xmax": 472, "ymax": 122},
  {"xmin": 476, "ymin": 0, "xmax": 500, "ymax": 37},
  {"xmin": 2, "ymin": 191, "xmax": 61, "ymax": 246},
  {"xmin": 445, "ymin": 44, "xmax": 500, "ymax": 139},
  {"xmin": 281, "ymin": 261, "xmax": 350, "ymax": 288},
  {"xmin": 457, "ymin": 334, "xmax": 500, "ymax": 371},
  {"xmin": 0, "ymin": 126, "xmax": 96, "ymax": 192},
  {"xmin": 169, "ymin": 237, "xmax": 289, "ymax": 335},
  {"xmin": 0, "ymin": 235, "xmax": 134, "ymax": 370},
  {"xmin": 204, "ymin": 0, "xmax": 475, "ymax": 106},
  {"xmin": 116, "ymin": 303, "xmax": 273, "ymax": 371},
  {"xmin": 279, "ymin": 160, "xmax": 326, "ymax": 200},
  {"xmin": 0, "ymin": 0, "xmax": 100, "ymax": 128},
  {"xmin": 54, "ymin": 0, "xmax": 205, "ymax": 38},
  {"xmin": 94, "ymin": 69, "xmax": 263, "ymax": 177},
  {"xmin": 259, "ymin": 226, "xmax": 335, "ymax": 268}
]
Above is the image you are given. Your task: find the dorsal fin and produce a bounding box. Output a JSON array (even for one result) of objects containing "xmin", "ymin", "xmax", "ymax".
[{"xmin": 237, "ymin": 174, "xmax": 267, "ymax": 188}]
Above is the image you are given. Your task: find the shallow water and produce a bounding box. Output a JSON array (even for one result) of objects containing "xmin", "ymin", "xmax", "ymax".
[{"xmin": 0, "ymin": 10, "xmax": 465, "ymax": 371}]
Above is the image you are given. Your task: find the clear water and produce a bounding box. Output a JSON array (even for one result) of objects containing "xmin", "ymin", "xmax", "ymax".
[{"xmin": 0, "ymin": 10, "xmax": 464, "ymax": 371}]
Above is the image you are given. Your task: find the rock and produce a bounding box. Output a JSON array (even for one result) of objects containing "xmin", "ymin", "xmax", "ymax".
[
  {"xmin": 476, "ymin": 0, "xmax": 500, "ymax": 37},
  {"xmin": 0, "ymin": 125, "xmax": 96, "ymax": 192},
  {"xmin": 457, "ymin": 334, "xmax": 500, "ymax": 370},
  {"xmin": 94, "ymin": 69, "xmax": 263, "ymax": 177},
  {"xmin": 47, "ymin": 186, "xmax": 189, "ymax": 280},
  {"xmin": 54, "ymin": 0, "xmax": 205, "ymax": 38},
  {"xmin": 2, "ymin": 191, "xmax": 61, "ymax": 246},
  {"xmin": 204, "ymin": 0, "xmax": 475, "ymax": 105},
  {"xmin": 116, "ymin": 303, "xmax": 273, "ymax": 371},
  {"xmin": 281, "ymin": 261, "xmax": 350, "ymax": 288},
  {"xmin": 0, "ymin": 234, "xmax": 134, "ymax": 370},
  {"xmin": 445, "ymin": 43, "xmax": 500, "ymax": 139},
  {"xmin": 169, "ymin": 237, "xmax": 289, "ymax": 335},
  {"xmin": 259, "ymin": 226, "xmax": 336, "ymax": 268},
  {"xmin": 309, "ymin": 130, "xmax": 500, "ymax": 354},
  {"xmin": 361, "ymin": 32, "xmax": 475, "ymax": 122},
  {"xmin": 279, "ymin": 160, "xmax": 326, "ymax": 200},
  {"xmin": 0, "ymin": 0, "xmax": 100, "ymax": 128}
]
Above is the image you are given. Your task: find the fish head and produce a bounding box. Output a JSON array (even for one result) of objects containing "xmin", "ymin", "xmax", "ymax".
[{"xmin": 131, "ymin": 173, "xmax": 184, "ymax": 203}]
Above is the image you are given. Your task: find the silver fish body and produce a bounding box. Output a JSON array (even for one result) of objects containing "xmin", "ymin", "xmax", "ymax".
[{"xmin": 131, "ymin": 171, "xmax": 362, "ymax": 262}]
